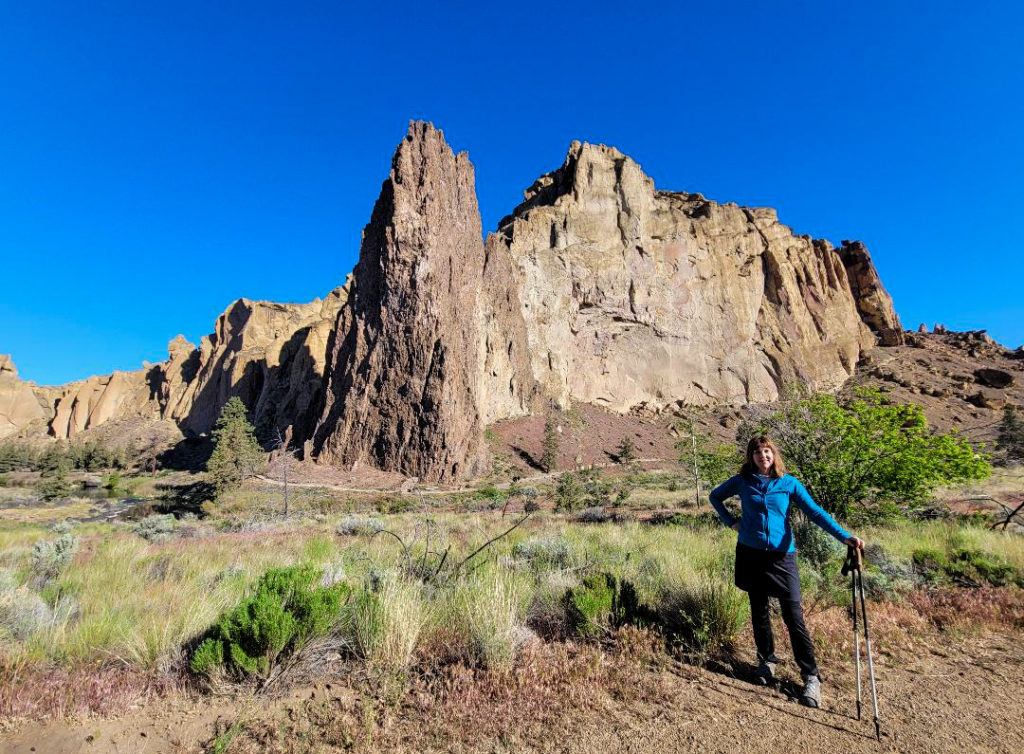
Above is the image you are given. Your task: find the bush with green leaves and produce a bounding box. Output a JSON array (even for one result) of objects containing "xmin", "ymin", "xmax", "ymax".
[
  {"xmin": 206, "ymin": 397, "xmax": 265, "ymax": 496},
  {"xmin": 676, "ymin": 422, "xmax": 742, "ymax": 490},
  {"xmin": 562, "ymin": 572, "xmax": 643, "ymax": 638},
  {"xmin": 190, "ymin": 565, "xmax": 347, "ymax": 679},
  {"xmin": 554, "ymin": 471, "xmax": 585, "ymax": 512},
  {"xmin": 911, "ymin": 545, "xmax": 1022, "ymax": 588},
  {"xmin": 133, "ymin": 513, "xmax": 178, "ymax": 542},
  {"xmin": 616, "ymin": 436, "xmax": 637, "ymax": 465},
  {"xmin": 31, "ymin": 523, "xmax": 78, "ymax": 585},
  {"xmin": 655, "ymin": 577, "xmax": 747, "ymax": 662},
  {"xmin": 512, "ymin": 535, "xmax": 571, "ymax": 568},
  {"xmin": 336, "ymin": 515, "xmax": 385, "ymax": 536},
  {"xmin": 750, "ymin": 388, "xmax": 990, "ymax": 521},
  {"xmin": 35, "ymin": 459, "xmax": 73, "ymax": 501},
  {"xmin": 0, "ymin": 441, "xmax": 36, "ymax": 472}
]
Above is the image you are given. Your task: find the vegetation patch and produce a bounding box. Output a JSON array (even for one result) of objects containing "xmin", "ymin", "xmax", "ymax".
[{"xmin": 190, "ymin": 565, "xmax": 348, "ymax": 680}]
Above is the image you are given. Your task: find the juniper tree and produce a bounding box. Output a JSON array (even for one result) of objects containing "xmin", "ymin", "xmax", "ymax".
[{"xmin": 206, "ymin": 397, "xmax": 264, "ymax": 495}]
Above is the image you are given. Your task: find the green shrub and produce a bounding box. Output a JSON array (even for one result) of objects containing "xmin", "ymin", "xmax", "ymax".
[
  {"xmin": 31, "ymin": 523, "xmax": 78, "ymax": 585},
  {"xmin": 656, "ymin": 578, "xmax": 747, "ymax": 662},
  {"xmin": 751, "ymin": 388, "xmax": 991, "ymax": 521},
  {"xmin": 563, "ymin": 572, "xmax": 644, "ymax": 638},
  {"xmin": 374, "ymin": 495, "xmax": 417, "ymax": 514},
  {"xmin": 512, "ymin": 536, "xmax": 571, "ymax": 568},
  {"xmin": 190, "ymin": 565, "xmax": 347, "ymax": 679},
  {"xmin": 947, "ymin": 548, "xmax": 1020, "ymax": 588},
  {"xmin": 35, "ymin": 462, "xmax": 73, "ymax": 501},
  {"xmin": 336, "ymin": 515, "xmax": 384, "ymax": 536},
  {"xmin": 133, "ymin": 514, "xmax": 177, "ymax": 542},
  {"xmin": 793, "ymin": 517, "xmax": 845, "ymax": 572},
  {"xmin": 554, "ymin": 472, "xmax": 585, "ymax": 512}
]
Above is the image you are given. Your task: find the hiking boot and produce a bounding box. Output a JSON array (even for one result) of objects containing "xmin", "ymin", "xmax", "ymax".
[
  {"xmin": 800, "ymin": 674, "xmax": 821, "ymax": 708},
  {"xmin": 755, "ymin": 660, "xmax": 776, "ymax": 686}
]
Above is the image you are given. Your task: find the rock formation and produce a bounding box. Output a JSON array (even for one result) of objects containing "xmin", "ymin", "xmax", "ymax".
[
  {"xmin": 0, "ymin": 356, "xmax": 53, "ymax": 439},
  {"xmin": 487, "ymin": 141, "xmax": 894, "ymax": 411},
  {"xmin": 4, "ymin": 122, "xmax": 910, "ymax": 484},
  {"xmin": 313, "ymin": 122, "xmax": 498, "ymax": 482},
  {"xmin": 838, "ymin": 240, "xmax": 904, "ymax": 346},
  {"xmin": 155, "ymin": 287, "xmax": 348, "ymax": 440}
]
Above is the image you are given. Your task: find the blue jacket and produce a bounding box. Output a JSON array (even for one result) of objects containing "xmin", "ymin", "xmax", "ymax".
[{"xmin": 709, "ymin": 473, "xmax": 852, "ymax": 553}]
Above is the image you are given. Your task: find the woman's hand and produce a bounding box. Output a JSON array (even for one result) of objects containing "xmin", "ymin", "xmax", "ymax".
[
  {"xmin": 847, "ymin": 535, "xmax": 865, "ymax": 550},
  {"xmin": 731, "ymin": 523, "xmax": 741, "ymax": 532}
]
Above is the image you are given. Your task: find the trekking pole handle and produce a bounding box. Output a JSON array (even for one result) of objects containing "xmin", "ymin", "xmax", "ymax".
[{"xmin": 841, "ymin": 544, "xmax": 863, "ymax": 575}]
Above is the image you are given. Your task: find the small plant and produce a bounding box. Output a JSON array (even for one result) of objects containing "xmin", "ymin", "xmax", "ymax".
[
  {"xmin": 576, "ymin": 506, "xmax": 611, "ymax": 524},
  {"xmin": 554, "ymin": 471, "xmax": 584, "ymax": 512},
  {"xmin": 0, "ymin": 581, "xmax": 52, "ymax": 641},
  {"xmin": 616, "ymin": 436, "xmax": 637, "ymax": 465},
  {"xmin": 190, "ymin": 565, "xmax": 347, "ymax": 679},
  {"xmin": 347, "ymin": 571, "xmax": 428, "ymax": 674},
  {"xmin": 336, "ymin": 515, "xmax": 385, "ymax": 536},
  {"xmin": 512, "ymin": 536, "xmax": 571, "ymax": 568},
  {"xmin": 562, "ymin": 572, "xmax": 644, "ymax": 638},
  {"xmin": 793, "ymin": 516, "xmax": 845, "ymax": 572},
  {"xmin": 996, "ymin": 405, "xmax": 1024, "ymax": 464},
  {"xmin": 452, "ymin": 569, "xmax": 531, "ymax": 670},
  {"xmin": 133, "ymin": 513, "xmax": 177, "ymax": 542},
  {"xmin": 103, "ymin": 471, "xmax": 121, "ymax": 496},
  {"xmin": 656, "ymin": 577, "xmax": 746, "ymax": 663},
  {"xmin": 31, "ymin": 523, "xmax": 78, "ymax": 585},
  {"xmin": 35, "ymin": 460, "xmax": 73, "ymax": 501}
]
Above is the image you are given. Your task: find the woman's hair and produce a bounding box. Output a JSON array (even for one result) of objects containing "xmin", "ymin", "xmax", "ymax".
[{"xmin": 740, "ymin": 435, "xmax": 787, "ymax": 478}]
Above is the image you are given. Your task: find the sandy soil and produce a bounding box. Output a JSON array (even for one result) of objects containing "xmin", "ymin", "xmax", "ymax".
[{"xmin": 3, "ymin": 629, "xmax": 1021, "ymax": 754}]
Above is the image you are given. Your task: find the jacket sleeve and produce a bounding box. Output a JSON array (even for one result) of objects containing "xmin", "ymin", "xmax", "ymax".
[
  {"xmin": 708, "ymin": 475, "xmax": 742, "ymax": 528},
  {"xmin": 790, "ymin": 478, "xmax": 852, "ymax": 543}
]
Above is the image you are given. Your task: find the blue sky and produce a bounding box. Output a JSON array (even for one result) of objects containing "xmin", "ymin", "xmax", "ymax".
[{"xmin": 1, "ymin": 1, "xmax": 1021, "ymax": 386}]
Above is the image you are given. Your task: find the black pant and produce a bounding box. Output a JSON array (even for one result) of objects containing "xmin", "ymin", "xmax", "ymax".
[{"xmin": 748, "ymin": 592, "xmax": 818, "ymax": 678}]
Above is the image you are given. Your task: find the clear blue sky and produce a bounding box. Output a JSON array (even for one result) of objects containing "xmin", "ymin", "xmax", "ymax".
[{"xmin": 1, "ymin": 1, "xmax": 1021, "ymax": 386}]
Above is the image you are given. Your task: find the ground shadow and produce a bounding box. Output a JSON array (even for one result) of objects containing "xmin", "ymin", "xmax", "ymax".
[{"xmin": 511, "ymin": 445, "xmax": 544, "ymax": 472}]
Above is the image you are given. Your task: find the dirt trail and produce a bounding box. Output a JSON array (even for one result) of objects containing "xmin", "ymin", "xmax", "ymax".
[{"xmin": 3, "ymin": 631, "xmax": 1021, "ymax": 754}]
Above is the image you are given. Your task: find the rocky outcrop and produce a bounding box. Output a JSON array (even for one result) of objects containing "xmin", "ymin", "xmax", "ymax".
[
  {"xmin": 39, "ymin": 289, "xmax": 348, "ymax": 443},
  {"xmin": 0, "ymin": 356, "xmax": 53, "ymax": 439},
  {"xmin": 313, "ymin": 122, "xmax": 507, "ymax": 482},
  {"xmin": 488, "ymin": 141, "xmax": 886, "ymax": 411},
  {"xmin": 838, "ymin": 240, "xmax": 904, "ymax": 346},
  {"xmin": 156, "ymin": 287, "xmax": 348, "ymax": 440}
]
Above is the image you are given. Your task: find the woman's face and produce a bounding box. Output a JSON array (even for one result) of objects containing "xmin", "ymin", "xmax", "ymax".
[{"xmin": 752, "ymin": 444, "xmax": 774, "ymax": 474}]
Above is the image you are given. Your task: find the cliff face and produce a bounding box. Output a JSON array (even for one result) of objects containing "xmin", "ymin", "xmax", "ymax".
[
  {"xmin": 156, "ymin": 287, "xmax": 348, "ymax": 440},
  {"xmin": 21, "ymin": 288, "xmax": 348, "ymax": 443},
  {"xmin": 488, "ymin": 141, "xmax": 899, "ymax": 410},
  {"xmin": 312, "ymin": 122, "xmax": 510, "ymax": 482},
  {"xmin": 4, "ymin": 123, "xmax": 905, "ymax": 485},
  {"xmin": 0, "ymin": 356, "xmax": 54, "ymax": 439}
]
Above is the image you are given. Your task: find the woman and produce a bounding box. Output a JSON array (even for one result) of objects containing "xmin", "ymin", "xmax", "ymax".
[{"xmin": 709, "ymin": 435, "xmax": 864, "ymax": 709}]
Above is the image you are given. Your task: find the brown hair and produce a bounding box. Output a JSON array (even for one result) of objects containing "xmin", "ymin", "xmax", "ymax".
[{"xmin": 740, "ymin": 435, "xmax": 787, "ymax": 478}]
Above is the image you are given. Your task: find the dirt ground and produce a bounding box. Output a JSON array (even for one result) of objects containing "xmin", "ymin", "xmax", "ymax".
[{"xmin": 3, "ymin": 628, "xmax": 1021, "ymax": 754}]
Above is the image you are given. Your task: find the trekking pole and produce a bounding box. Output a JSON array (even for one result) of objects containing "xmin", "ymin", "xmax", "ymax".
[
  {"xmin": 843, "ymin": 545, "xmax": 881, "ymax": 741},
  {"xmin": 842, "ymin": 545, "xmax": 863, "ymax": 720}
]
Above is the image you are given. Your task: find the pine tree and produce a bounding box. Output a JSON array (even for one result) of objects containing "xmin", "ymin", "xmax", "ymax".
[
  {"xmin": 207, "ymin": 398, "xmax": 264, "ymax": 495},
  {"xmin": 541, "ymin": 418, "xmax": 560, "ymax": 473},
  {"xmin": 616, "ymin": 436, "xmax": 636, "ymax": 465},
  {"xmin": 997, "ymin": 405, "xmax": 1024, "ymax": 463}
]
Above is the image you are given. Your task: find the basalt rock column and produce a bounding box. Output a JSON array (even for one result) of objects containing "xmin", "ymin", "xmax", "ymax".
[{"xmin": 313, "ymin": 122, "xmax": 491, "ymax": 483}]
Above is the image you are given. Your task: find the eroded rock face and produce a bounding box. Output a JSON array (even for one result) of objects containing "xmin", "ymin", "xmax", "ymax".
[
  {"xmin": 313, "ymin": 122, "xmax": 501, "ymax": 482},
  {"xmin": 839, "ymin": 240, "xmax": 905, "ymax": 346},
  {"xmin": 41, "ymin": 288, "xmax": 348, "ymax": 442},
  {"xmin": 157, "ymin": 287, "xmax": 348, "ymax": 440},
  {"xmin": 0, "ymin": 356, "xmax": 53, "ymax": 439},
  {"xmin": 488, "ymin": 141, "xmax": 888, "ymax": 410}
]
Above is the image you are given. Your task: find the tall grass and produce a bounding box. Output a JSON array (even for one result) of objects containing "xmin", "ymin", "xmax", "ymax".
[
  {"xmin": 348, "ymin": 571, "xmax": 429, "ymax": 674},
  {"xmin": 447, "ymin": 568, "xmax": 530, "ymax": 670}
]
